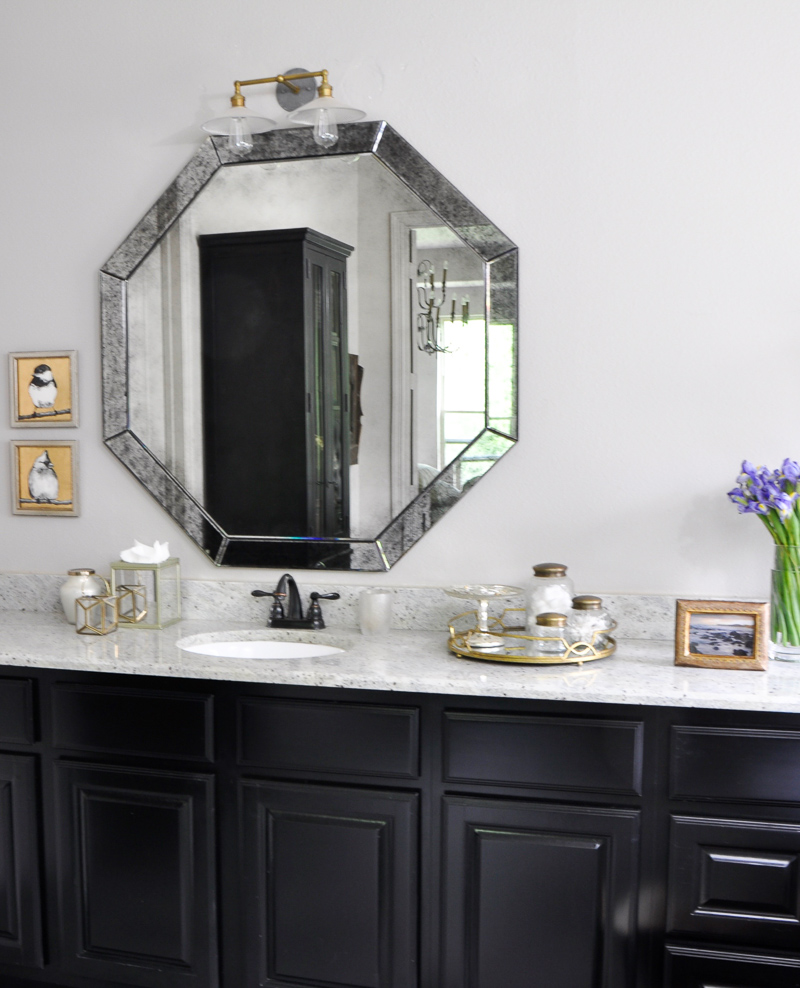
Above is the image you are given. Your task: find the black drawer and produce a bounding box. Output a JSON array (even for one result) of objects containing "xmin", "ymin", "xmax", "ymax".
[
  {"xmin": 665, "ymin": 944, "xmax": 800, "ymax": 987},
  {"xmin": 443, "ymin": 711, "xmax": 643, "ymax": 795},
  {"xmin": 667, "ymin": 814, "xmax": 800, "ymax": 951},
  {"xmin": 237, "ymin": 697, "xmax": 419, "ymax": 778},
  {"xmin": 52, "ymin": 683, "xmax": 213, "ymax": 760},
  {"xmin": 0, "ymin": 677, "xmax": 35, "ymax": 744},
  {"xmin": 671, "ymin": 725, "xmax": 800, "ymax": 804}
]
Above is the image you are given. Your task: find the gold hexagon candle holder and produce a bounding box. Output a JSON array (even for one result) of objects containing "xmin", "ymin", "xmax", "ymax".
[
  {"xmin": 116, "ymin": 584, "xmax": 147, "ymax": 624},
  {"xmin": 76, "ymin": 594, "xmax": 119, "ymax": 635}
]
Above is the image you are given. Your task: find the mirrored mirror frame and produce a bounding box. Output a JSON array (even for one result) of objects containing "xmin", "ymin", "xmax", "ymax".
[{"xmin": 100, "ymin": 121, "xmax": 518, "ymax": 570}]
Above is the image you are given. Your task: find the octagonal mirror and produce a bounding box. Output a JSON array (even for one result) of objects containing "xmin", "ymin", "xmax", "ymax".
[{"xmin": 101, "ymin": 122, "xmax": 517, "ymax": 569}]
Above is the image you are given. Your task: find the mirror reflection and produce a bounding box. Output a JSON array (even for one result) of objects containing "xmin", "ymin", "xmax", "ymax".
[{"xmin": 126, "ymin": 154, "xmax": 511, "ymax": 542}]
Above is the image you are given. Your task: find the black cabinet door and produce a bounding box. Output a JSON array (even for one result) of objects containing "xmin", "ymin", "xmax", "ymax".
[
  {"xmin": 0, "ymin": 753, "xmax": 42, "ymax": 969},
  {"xmin": 665, "ymin": 943, "xmax": 800, "ymax": 987},
  {"xmin": 441, "ymin": 796, "xmax": 640, "ymax": 988},
  {"xmin": 240, "ymin": 779, "xmax": 418, "ymax": 988},
  {"xmin": 53, "ymin": 761, "xmax": 217, "ymax": 988}
]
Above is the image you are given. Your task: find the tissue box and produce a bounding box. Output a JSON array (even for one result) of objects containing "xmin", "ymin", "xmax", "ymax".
[{"xmin": 110, "ymin": 557, "xmax": 181, "ymax": 630}]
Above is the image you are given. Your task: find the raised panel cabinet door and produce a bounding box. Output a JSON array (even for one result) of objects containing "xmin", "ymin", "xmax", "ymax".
[
  {"xmin": 53, "ymin": 762, "xmax": 217, "ymax": 988},
  {"xmin": 0, "ymin": 753, "xmax": 42, "ymax": 969},
  {"xmin": 240, "ymin": 779, "xmax": 418, "ymax": 988},
  {"xmin": 664, "ymin": 944, "xmax": 800, "ymax": 987},
  {"xmin": 441, "ymin": 797, "xmax": 640, "ymax": 988}
]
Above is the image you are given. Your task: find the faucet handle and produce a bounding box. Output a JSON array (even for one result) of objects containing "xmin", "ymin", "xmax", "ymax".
[
  {"xmin": 307, "ymin": 591, "xmax": 340, "ymax": 630},
  {"xmin": 251, "ymin": 590, "xmax": 286, "ymax": 624}
]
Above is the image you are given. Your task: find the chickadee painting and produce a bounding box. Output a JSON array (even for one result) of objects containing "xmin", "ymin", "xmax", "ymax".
[
  {"xmin": 28, "ymin": 364, "xmax": 57, "ymax": 409},
  {"xmin": 28, "ymin": 450, "xmax": 59, "ymax": 502}
]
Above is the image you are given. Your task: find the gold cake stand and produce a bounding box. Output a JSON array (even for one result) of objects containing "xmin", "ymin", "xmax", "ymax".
[{"xmin": 448, "ymin": 608, "xmax": 617, "ymax": 665}]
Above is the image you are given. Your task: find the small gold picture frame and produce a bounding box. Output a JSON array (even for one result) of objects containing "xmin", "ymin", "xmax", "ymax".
[
  {"xmin": 9, "ymin": 350, "xmax": 78, "ymax": 427},
  {"xmin": 10, "ymin": 440, "xmax": 79, "ymax": 516},
  {"xmin": 675, "ymin": 599, "xmax": 769, "ymax": 671}
]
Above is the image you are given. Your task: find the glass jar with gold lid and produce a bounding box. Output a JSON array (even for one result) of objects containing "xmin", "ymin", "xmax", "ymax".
[
  {"xmin": 533, "ymin": 611, "xmax": 568, "ymax": 655},
  {"xmin": 567, "ymin": 595, "xmax": 612, "ymax": 648},
  {"xmin": 525, "ymin": 563, "xmax": 574, "ymax": 633}
]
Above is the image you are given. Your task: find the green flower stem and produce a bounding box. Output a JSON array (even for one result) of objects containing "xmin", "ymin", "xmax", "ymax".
[{"xmin": 771, "ymin": 538, "xmax": 800, "ymax": 646}]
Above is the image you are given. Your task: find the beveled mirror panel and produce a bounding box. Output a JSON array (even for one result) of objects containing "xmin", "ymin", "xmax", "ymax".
[{"xmin": 101, "ymin": 122, "xmax": 517, "ymax": 569}]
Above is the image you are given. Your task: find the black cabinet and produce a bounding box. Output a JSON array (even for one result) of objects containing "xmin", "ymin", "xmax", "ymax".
[
  {"xmin": 0, "ymin": 754, "xmax": 42, "ymax": 970},
  {"xmin": 199, "ymin": 228, "xmax": 353, "ymax": 540},
  {"xmin": 441, "ymin": 797, "xmax": 640, "ymax": 988},
  {"xmin": 52, "ymin": 761, "xmax": 217, "ymax": 988},
  {"xmin": 240, "ymin": 779, "xmax": 418, "ymax": 988},
  {"xmin": 664, "ymin": 943, "xmax": 800, "ymax": 986},
  {"xmin": 664, "ymin": 715, "xmax": 800, "ymax": 986},
  {"xmin": 0, "ymin": 665, "xmax": 799, "ymax": 988}
]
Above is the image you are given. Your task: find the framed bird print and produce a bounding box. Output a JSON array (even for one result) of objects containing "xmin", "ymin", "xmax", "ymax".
[
  {"xmin": 9, "ymin": 350, "xmax": 78, "ymax": 427},
  {"xmin": 10, "ymin": 440, "xmax": 79, "ymax": 516}
]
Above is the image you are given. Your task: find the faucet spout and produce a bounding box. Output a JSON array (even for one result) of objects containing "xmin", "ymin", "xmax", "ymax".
[
  {"xmin": 252, "ymin": 574, "xmax": 340, "ymax": 629},
  {"xmin": 276, "ymin": 574, "xmax": 303, "ymax": 621}
]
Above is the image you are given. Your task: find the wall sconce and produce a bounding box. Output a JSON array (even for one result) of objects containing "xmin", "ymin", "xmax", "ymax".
[
  {"xmin": 417, "ymin": 260, "xmax": 470, "ymax": 355},
  {"xmin": 202, "ymin": 67, "xmax": 365, "ymax": 152}
]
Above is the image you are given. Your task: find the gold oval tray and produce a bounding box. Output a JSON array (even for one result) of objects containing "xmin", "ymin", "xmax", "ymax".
[{"xmin": 447, "ymin": 608, "xmax": 617, "ymax": 665}]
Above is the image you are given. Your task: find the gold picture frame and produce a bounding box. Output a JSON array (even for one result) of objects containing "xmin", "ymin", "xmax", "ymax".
[
  {"xmin": 9, "ymin": 350, "xmax": 78, "ymax": 427},
  {"xmin": 675, "ymin": 599, "xmax": 769, "ymax": 671},
  {"xmin": 10, "ymin": 440, "xmax": 79, "ymax": 516}
]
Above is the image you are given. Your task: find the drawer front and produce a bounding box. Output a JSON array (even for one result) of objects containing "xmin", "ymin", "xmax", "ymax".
[
  {"xmin": 237, "ymin": 697, "xmax": 420, "ymax": 778},
  {"xmin": 0, "ymin": 677, "xmax": 35, "ymax": 744},
  {"xmin": 665, "ymin": 944, "xmax": 800, "ymax": 987},
  {"xmin": 444, "ymin": 712, "xmax": 643, "ymax": 795},
  {"xmin": 667, "ymin": 814, "xmax": 800, "ymax": 950},
  {"xmin": 671, "ymin": 725, "xmax": 800, "ymax": 804},
  {"xmin": 52, "ymin": 683, "xmax": 213, "ymax": 760}
]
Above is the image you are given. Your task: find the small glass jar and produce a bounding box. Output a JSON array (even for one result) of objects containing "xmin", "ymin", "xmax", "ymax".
[
  {"xmin": 533, "ymin": 612, "xmax": 568, "ymax": 655},
  {"xmin": 60, "ymin": 569, "xmax": 109, "ymax": 625},
  {"xmin": 567, "ymin": 595, "xmax": 612, "ymax": 649},
  {"xmin": 526, "ymin": 563, "xmax": 574, "ymax": 633}
]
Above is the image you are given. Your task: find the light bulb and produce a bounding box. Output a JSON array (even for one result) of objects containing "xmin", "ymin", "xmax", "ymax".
[
  {"xmin": 313, "ymin": 108, "xmax": 338, "ymax": 148},
  {"xmin": 227, "ymin": 116, "xmax": 253, "ymax": 153}
]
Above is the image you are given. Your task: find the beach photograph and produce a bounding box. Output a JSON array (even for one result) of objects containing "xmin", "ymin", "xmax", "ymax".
[{"xmin": 688, "ymin": 612, "xmax": 755, "ymax": 657}]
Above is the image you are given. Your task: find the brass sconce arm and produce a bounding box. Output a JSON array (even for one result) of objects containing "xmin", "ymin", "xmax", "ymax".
[{"xmin": 230, "ymin": 69, "xmax": 332, "ymax": 106}]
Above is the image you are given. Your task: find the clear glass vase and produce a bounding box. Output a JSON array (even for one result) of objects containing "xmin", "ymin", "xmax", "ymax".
[{"xmin": 770, "ymin": 545, "xmax": 800, "ymax": 661}]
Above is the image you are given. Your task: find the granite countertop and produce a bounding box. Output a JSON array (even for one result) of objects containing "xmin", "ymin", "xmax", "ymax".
[{"xmin": 0, "ymin": 611, "xmax": 799, "ymax": 713}]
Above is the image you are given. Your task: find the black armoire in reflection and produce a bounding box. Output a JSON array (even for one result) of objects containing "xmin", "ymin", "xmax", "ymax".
[{"xmin": 199, "ymin": 228, "xmax": 353, "ymax": 539}]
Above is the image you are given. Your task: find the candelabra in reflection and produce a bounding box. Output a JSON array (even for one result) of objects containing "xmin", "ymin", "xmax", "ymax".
[{"xmin": 416, "ymin": 260, "xmax": 469, "ymax": 354}]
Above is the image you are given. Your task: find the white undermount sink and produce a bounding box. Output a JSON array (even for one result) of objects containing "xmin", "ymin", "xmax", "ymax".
[{"xmin": 178, "ymin": 639, "xmax": 345, "ymax": 660}]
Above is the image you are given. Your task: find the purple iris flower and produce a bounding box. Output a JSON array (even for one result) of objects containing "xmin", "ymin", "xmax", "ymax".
[
  {"xmin": 730, "ymin": 458, "xmax": 800, "ymax": 525},
  {"xmin": 745, "ymin": 500, "xmax": 771, "ymax": 515},
  {"xmin": 773, "ymin": 492, "xmax": 798, "ymax": 520},
  {"xmin": 783, "ymin": 459, "xmax": 800, "ymax": 483},
  {"xmin": 727, "ymin": 488, "xmax": 751, "ymax": 512}
]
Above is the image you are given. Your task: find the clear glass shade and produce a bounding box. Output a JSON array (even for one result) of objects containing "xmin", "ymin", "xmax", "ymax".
[
  {"xmin": 201, "ymin": 105, "xmax": 276, "ymax": 136},
  {"xmin": 287, "ymin": 94, "xmax": 365, "ymax": 126}
]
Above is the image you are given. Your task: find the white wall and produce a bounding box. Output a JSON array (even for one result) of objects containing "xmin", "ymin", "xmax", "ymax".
[{"xmin": 1, "ymin": 0, "xmax": 798, "ymax": 597}]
